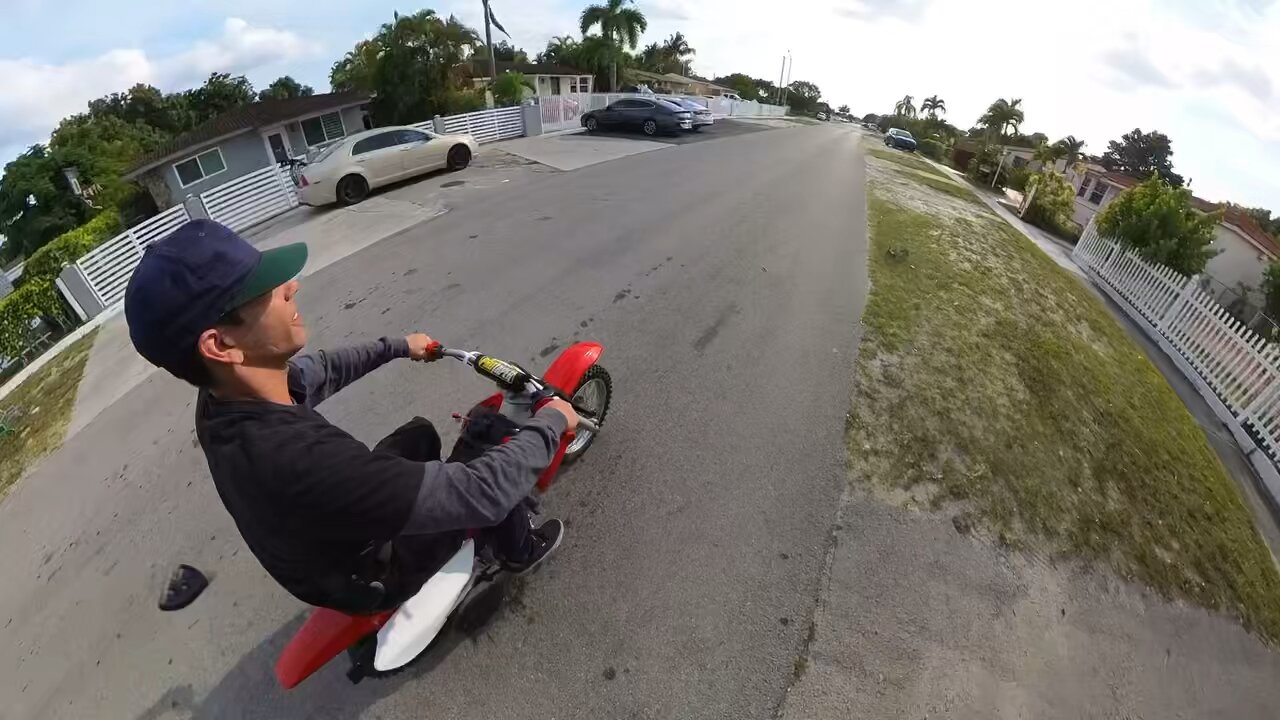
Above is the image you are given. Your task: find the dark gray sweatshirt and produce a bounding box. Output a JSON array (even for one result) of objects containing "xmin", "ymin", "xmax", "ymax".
[{"xmin": 195, "ymin": 337, "xmax": 565, "ymax": 607}]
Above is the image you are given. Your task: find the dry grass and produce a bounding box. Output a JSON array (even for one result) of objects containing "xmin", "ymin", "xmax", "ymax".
[
  {"xmin": 853, "ymin": 152, "xmax": 1280, "ymax": 642},
  {"xmin": 0, "ymin": 330, "xmax": 97, "ymax": 497}
]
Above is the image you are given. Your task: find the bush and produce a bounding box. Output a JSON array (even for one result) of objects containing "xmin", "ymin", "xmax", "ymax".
[
  {"xmin": 1022, "ymin": 170, "xmax": 1075, "ymax": 232},
  {"xmin": 918, "ymin": 138, "xmax": 945, "ymax": 161},
  {"xmin": 20, "ymin": 210, "xmax": 121, "ymax": 287},
  {"xmin": 1264, "ymin": 262, "xmax": 1280, "ymax": 322},
  {"xmin": 492, "ymin": 72, "xmax": 531, "ymax": 107},
  {"xmin": 1096, "ymin": 174, "xmax": 1219, "ymax": 275},
  {"xmin": 0, "ymin": 280, "xmax": 70, "ymax": 360},
  {"xmin": 1004, "ymin": 166, "xmax": 1031, "ymax": 192},
  {"xmin": 440, "ymin": 89, "xmax": 487, "ymax": 115}
]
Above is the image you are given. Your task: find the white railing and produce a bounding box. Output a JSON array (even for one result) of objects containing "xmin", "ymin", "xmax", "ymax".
[
  {"xmin": 1074, "ymin": 222, "xmax": 1280, "ymax": 462},
  {"xmin": 201, "ymin": 165, "xmax": 299, "ymax": 233},
  {"xmin": 75, "ymin": 203, "xmax": 191, "ymax": 309},
  {"xmin": 426, "ymin": 106, "xmax": 525, "ymax": 144}
]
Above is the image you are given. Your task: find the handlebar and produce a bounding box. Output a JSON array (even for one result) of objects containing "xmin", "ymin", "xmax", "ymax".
[{"xmin": 428, "ymin": 343, "xmax": 601, "ymax": 434}]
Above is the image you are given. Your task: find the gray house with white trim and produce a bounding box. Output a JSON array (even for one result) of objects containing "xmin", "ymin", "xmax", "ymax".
[{"xmin": 124, "ymin": 91, "xmax": 371, "ymax": 209}]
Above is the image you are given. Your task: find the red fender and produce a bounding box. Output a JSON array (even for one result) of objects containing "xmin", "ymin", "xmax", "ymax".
[
  {"xmin": 541, "ymin": 342, "xmax": 603, "ymax": 395},
  {"xmin": 275, "ymin": 608, "xmax": 393, "ymax": 689}
]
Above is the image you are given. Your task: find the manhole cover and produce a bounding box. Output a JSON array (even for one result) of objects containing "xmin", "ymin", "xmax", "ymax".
[{"xmin": 441, "ymin": 180, "xmax": 465, "ymax": 188}]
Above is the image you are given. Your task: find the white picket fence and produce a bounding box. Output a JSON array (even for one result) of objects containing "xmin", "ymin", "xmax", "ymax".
[
  {"xmin": 1073, "ymin": 222, "xmax": 1280, "ymax": 463},
  {"xmin": 418, "ymin": 106, "xmax": 525, "ymax": 143},
  {"xmin": 75, "ymin": 203, "xmax": 192, "ymax": 308},
  {"xmin": 203, "ymin": 164, "xmax": 299, "ymax": 233}
]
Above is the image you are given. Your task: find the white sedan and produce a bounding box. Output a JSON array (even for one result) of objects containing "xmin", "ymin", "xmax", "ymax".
[{"xmin": 295, "ymin": 126, "xmax": 480, "ymax": 206}]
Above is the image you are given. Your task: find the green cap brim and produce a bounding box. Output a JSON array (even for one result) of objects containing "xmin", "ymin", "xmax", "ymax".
[{"xmin": 229, "ymin": 243, "xmax": 308, "ymax": 309}]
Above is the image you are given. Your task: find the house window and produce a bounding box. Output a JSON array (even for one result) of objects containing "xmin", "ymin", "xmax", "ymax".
[
  {"xmin": 173, "ymin": 147, "xmax": 227, "ymax": 188},
  {"xmin": 1088, "ymin": 183, "xmax": 1107, "ymax": 205},
  {"xmin": 570, "ymin": 76, "xmax": 591, "ymax": 93},
  {"xmin": 300, "ymin": 111, "xmax": 346, "ymax": 147},
  {"xmin": 1012, "ymin": 156, "xmax": 1028, "ymax": 169},
  {"xmin": 1076, "ymin": 177, "xmax": 1091, "ymax": 198}
]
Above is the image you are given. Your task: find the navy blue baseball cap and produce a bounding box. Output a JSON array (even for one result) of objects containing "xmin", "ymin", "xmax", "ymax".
[{"xmin": 124, "ymin": 219, "xmax": 307, "ymax": 383}]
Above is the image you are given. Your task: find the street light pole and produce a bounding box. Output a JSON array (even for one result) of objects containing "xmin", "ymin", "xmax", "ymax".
[
  {"xmin": 776, "ymin": 55, "xmax": 786, "ymax": 104},
  {"xmin": 781, "ymin": 51, "xmax": 792, "ymax": 107}
]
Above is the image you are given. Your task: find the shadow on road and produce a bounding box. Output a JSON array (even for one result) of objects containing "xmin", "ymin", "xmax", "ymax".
[{"xmin": 133, "ymin": 581, "xmax": 516, "ymax": 720}]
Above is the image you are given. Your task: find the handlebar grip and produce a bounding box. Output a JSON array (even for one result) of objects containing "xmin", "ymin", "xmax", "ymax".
[
  {"xmin": 577, "ymin": 416, "xmax": 600, "ymax": 434},
  {"xmin": 425, "ymin": 341, "xmax": 443, "ymax": 361}
]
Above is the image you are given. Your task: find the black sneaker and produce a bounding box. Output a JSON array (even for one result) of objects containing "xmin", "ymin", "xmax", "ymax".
[{"xmin": 505, "ymin": 518, "xmax": 565, "ymax": 576}]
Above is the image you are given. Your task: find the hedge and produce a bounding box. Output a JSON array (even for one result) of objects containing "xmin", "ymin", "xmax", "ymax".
[
  {"xmin": 0, "ymin": 210, "xmax": 121, "ymax": 360},
  {"xmin": 21, "ymin": 210, "xmax": 122, "ymax": 287}
]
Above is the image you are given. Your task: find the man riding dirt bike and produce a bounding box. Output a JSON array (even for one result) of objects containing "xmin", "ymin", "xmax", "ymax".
[{"xmin": 123, "ymin": 220, "xmax": 578, "ymax": 615}]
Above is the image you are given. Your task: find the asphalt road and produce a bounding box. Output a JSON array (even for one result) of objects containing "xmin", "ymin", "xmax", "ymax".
[{"xmin": 0, "ymin": 123, "xmax": 868, "ymax": 719}]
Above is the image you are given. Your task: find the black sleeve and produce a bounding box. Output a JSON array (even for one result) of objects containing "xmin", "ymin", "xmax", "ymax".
[{"xmin": 288, "ymin": 337, "xmax": 410, "ymax": 407}]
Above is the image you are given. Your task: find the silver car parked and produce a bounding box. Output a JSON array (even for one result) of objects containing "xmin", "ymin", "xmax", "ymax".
[{"xmin": 659, "ymin": 97, "xmax": 715, "ymax": 131}]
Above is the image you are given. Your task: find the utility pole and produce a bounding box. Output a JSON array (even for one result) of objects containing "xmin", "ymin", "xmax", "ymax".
[
  {"xmin": 482, "ymin": 0, "xmax": 497, "ymax": 89},
  {"xmin": 781, "ymin": 51, "xmax": 793, "ymax": 107},
  {"xmin": 776, "ymin": 55, "xmax": 786, "ymax": 104}
]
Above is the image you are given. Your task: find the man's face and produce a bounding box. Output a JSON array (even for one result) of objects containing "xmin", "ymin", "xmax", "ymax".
[{"xmin": 220, "ymin": 279, "xmax": 307, "ymax": 367}]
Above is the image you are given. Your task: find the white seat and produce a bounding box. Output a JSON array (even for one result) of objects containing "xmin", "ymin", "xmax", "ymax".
[{"xmin": 373, "ymin": 539, "xmax": 475, "ymax": 671}]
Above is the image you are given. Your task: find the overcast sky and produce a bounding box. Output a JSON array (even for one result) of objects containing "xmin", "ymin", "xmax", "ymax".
[{"xmin": 1, "ymin": 0, "xmax": 1277, "ymax": 208}]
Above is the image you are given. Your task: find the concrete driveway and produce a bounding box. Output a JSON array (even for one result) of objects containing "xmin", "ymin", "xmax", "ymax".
[{"xmin": 0, "ymin": 123, "xmax": 869, "ymax": 719}]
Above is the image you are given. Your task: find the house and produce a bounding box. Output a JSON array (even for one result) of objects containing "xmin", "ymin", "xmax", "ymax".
[
  {"xmin": 124, "ymin": 91, "xmax": 371, "ymax": 209},
  {"xmin": 467, "ymin": 61, "xmax": 593, "ymax": 96},
  {"xmin": 1067, "ymin": 165, "xmax": 1280, "ymax": 311},
  {"xmin": 625, "ymin": 69, "xmax": 733, "ymax": 97}
]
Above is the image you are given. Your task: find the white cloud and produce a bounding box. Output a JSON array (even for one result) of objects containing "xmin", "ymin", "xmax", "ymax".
[{"xmin": 0, "ymin": 17, "xmax": 317, "ymax": 153}]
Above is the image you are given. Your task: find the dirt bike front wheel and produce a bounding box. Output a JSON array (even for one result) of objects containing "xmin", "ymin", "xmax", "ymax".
[{"xmin": 562, "ymin": 365, "xmax": 612, "ymax": 465}]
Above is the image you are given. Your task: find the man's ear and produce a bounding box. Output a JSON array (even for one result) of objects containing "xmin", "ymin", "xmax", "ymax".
[{"xmin": 196, "ymin": 327, "xmax": 244, "ymax": 367}]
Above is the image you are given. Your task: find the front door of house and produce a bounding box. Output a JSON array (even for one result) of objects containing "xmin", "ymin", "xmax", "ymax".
[{"xmin": 262, "ymin": 126, "xmax": 292, "ymax": 164}]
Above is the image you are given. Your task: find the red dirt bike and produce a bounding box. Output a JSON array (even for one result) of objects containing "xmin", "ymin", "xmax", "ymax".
[{"xmin": 274, "ymin": 341, "xmax": 612, "ymax": 688}]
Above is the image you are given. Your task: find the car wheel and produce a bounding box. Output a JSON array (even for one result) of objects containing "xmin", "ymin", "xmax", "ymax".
[
  {"xmin": 336, "ymin": 175, "xmax": 369, "ymax": 206},
  {"xmin": 447, "ymin": 144, "xmax": 472, "ymax": 171},
  {"xmin": 642, "ymin": 119, "xmax": 658, "ymax": 136},
  {"xmin": 585, "ymin": 117, "xmax": 598, "ymax": 132}
]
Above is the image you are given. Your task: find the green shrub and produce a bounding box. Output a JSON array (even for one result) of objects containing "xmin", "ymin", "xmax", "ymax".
[
  {"xmin": 1096, "ymin": 174, "xmax": 1219, "ymax": 275},
  {"xmin": 918, "ymin": 138, "xmax": 945, "ymax": 161},
  {"xmin": 1263, "ymin": 262, "xmax": 1280, "ymax": 322},
  {"xmin": 1022, "ymin": 170, "xmax": 1075, "ymax": 232},
  {"xmin": 20, "ymin": 210, "xmax": 122, "ymax": 287},
  {"xmin": 1004, "ymin": 166, "xmax": 1031, "ymax": 192},
  {"xmin": 492, "ymin": 72, "xmax": 532, "ymax": 107},
  {"xmin": 441, "ymin": 89, "xmax": 487, "ymax": 115},
  {"xmin": 0, "ymin": 280, "xmax": 71, "ymax": 360}
]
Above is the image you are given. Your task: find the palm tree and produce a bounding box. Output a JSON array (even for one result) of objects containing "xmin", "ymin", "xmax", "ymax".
[
  {"xmin": 1033, "ymin": 141, "xmax": 1068, "ymax": 170},
  {"xmin": 579, "ymin": 0, "xmax": 648, "ymax": 91},
  {"xmin": 893, "ymin": 94, "xmax": 916, "ymax": 118},
  {"xmin": 1058, "ymin": 135, "xmax": 1085, "ymax": 166},
  {"xmin": 536, "ymin": 35, "xmax": 579, "ymax": 65},
  {"xmin": 662, "ymin": 31, "xmax": 695, "ymax": 74},
  {"xmin": 978, "ymin": 97, "xmax": 1025, "ymax": 138},
  {"xmin": 920, "ymin": 95, "xmax": 946, "ymax": 119}
]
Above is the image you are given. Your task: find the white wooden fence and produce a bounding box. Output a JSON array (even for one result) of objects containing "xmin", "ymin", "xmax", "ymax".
[
  {"xmin": 425, "ymin": 106, "xmax": 525, "ymax": 143},
  {"xmin": 202, "ymin": 164, "xmax": 299, "ymax": 233},
  {"xmin": 75, "ymin": 203, "xmax": 191, "ymax": 308},
  {"xmin": 1073, "ymin": 222, "xmax": 1280, "ymax": 463}
]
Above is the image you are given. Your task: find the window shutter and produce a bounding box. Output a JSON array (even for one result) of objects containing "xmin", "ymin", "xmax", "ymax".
[{"xmin": 322, "ymin": 112, "xmax": 345, "ymax": 140}]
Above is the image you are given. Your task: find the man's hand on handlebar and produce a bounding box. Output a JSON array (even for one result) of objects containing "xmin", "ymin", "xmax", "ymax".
[
  {"xmin": 406, "ymin": 333, "xmax": 440, "ymax": 361},
  {"xmin": 538, "ymin": 397, "xmax": 580, "ymax": 433}
]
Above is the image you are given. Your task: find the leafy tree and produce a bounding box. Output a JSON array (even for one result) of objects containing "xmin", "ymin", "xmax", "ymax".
[
  {"xmin": 861, "ymin": 112, "xmax": 879, "ymax": 123},
  {"xmin": 493, "ymin": 72, "xmax": 532, "ymax": 106},
  {"xmin": 184, "ymin": 73, "xmax": 256, "ymax": 125},
  {"xmin": 837, "ymin": 104, "xmax": 850, "ymax": 115},
  {"xmin": 536, "ymin": 35, "xmax": 580, "ymax": 65},
  {"xmin": 474, "ymin": 40, "xmax": 528, "ymax": 63},
  {"xmin": 331, "ymin": 10, "xmax": 481, "ymax": 125},
  {"xmin": 579, "ymin": 0, "xmax": 647, "ymax": 91},
  {"xmin": 1033, "ymin": 141, "xmax": 1067, "ymax": 167},
  {"xmin": 1096, "ymin": 174, "xmax": 1218, "ymax": 275},
  {"xmin": 711, "ymin": 73, "xmax": 760, "ymax": 101},
  {"xmin": 259, "ymin": 76, "xmax": 315, "ymax": 101},
  {"xmin": 920, "ymin": 95, "xmax": 945, "ymax": 118},
  {"xmin": 978, "ymin": 97, "xmax": 1024, "ymax": 138},
  {"xmin": 87, "ymin": 84, "xmax": 189, "ymax": 135},
  {"xmin": 1058, "ymin": 135, "xmax": 1086, "ymax": 167},
  {"xmin": 662, "ymin": 32, "xmax": 695, "ymax": 74},
  {"xmin": 48, "ymin": 114, "xmax": 163, "ymax": 214},
  {"xmin": 786, "ymin": 80, "xmax": 822, "ymax": 114},
  {"xmin": 893, "ymin": 95, "xmax": 916, "ymax": 118},
  {"xmin": 0, "ymin": 146, "xmax": 90, "ymax": 262},
  {"xmin": 1101, "ymin": 128, "xmax": 1184, "ymax": 187}
]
